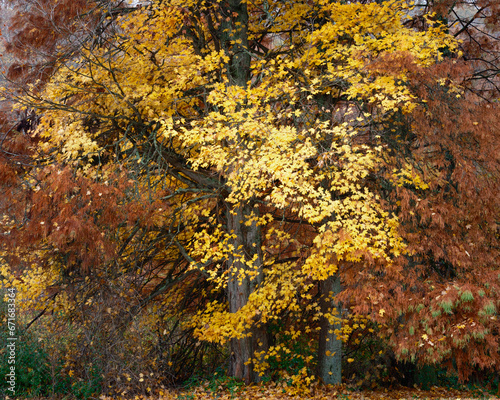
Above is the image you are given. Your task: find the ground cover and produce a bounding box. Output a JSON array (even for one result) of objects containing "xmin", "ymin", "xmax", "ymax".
[{"xmin": 16, "ymin": 383, "xmax": 500, "ymax": 400}]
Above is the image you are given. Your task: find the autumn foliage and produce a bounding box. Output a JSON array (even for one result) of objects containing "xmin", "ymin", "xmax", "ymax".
[{"xmin": 0, "ymin": 0, "xmax": 499, "ymax": 397}]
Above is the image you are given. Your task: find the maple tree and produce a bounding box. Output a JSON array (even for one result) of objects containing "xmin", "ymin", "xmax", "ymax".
[{"xmin": 0, "ymin": 0, "xmax": 499, "ymax": 392}]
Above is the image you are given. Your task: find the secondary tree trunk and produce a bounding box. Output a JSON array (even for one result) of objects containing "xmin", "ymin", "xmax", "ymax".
[{"xmin": 317, "ymin": 273, "xmax": 342, "ymax": 385}]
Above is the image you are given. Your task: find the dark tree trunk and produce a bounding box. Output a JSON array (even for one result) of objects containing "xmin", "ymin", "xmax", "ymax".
[
  {"xmin": 220, "ymin": 0, "xmax": 268, "ymax": 383},
  {"xmin": 227, "ymin": 204, "xmax": 268, "ymax": 383}
]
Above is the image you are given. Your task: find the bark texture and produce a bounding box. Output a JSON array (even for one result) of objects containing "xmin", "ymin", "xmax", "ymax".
[
  {"xmin": 227, "ymin": 204, "xmax": 267, "ymax": 383},
  {"xmin": 317, "ymin": 274, "xmax": 342, "ymax": 385},
  {"xmin": 221, "ymin": 0, "xmax": 268, "ymax": 383}
]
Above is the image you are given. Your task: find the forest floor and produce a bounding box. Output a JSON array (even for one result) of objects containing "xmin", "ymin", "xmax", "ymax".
[
  {"xmin": 16, "ymin": 383, "xmax": 500, "ymax": 400},
  {"xmin": 92, "ymin": 383, "xmax": 500, "ymax": 400}
]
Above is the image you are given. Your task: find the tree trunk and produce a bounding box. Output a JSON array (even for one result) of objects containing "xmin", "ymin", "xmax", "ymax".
[
  {"xmin": 220, "ymin": 0, "xmax": 268, "ymax": 383},
  {"xmin": 317, "ymin": 273, "xmax": 342, "ymax": 385},
  {"xmin": 220, "ymin": 0, "xmax": 251, "ymax": 88},
  {"xmin": 227, "ymin": 203, "xmax": 268, "ymax": 383}
]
